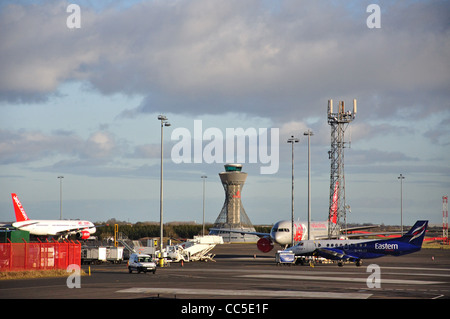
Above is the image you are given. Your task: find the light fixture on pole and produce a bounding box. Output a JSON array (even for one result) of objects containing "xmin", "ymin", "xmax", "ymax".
[
  {"xmin": 398, "ymin": 174, "xmax": 405, "ymax": 235},
  {"xmin": 57, "ymin": 176, "xmax": 64, "ymax": 220},
  {"xmin": 287, "ymin": 135, "xmax": 299, "ymax": 246},
  {"xmin": 201, "ymin": 175, "xmax": 207, "ymax": 236},
  {"xmin": 158, "ymin": 115, "xmax": 170, "ymax": 267},
  {"xmin": 303, "ymin": 130, "xmax": 313, "ymax": 240}
]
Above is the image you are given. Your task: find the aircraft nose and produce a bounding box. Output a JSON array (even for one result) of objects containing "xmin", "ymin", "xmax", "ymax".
[
  {"xmin": 273, "ymin": 231, "xmax": 280, "ymax": 242},
  {"xmin": 273, "ymin": 231, "xmax": 287, "ymax": 245}
]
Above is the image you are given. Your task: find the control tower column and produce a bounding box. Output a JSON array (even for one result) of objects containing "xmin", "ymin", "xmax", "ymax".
[
  {"xmin": 210, "ymin": 164, "xmax": 258, "ymax": 243},
  {"xmin": 220, "ymin": 165, "xmax": 247, "ymax": 225}
]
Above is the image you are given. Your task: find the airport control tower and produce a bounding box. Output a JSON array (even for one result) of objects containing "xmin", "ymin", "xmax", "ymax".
[
  {"xmin": 327, "ymin": 99, "xmax": 357, "ymax": 239},
  {"xmin": 210, "ymin": 164, "xmax": 258, "ymax": 243}
]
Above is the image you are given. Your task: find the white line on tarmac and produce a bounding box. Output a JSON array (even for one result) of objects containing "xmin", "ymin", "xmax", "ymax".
[
  {"xmin": 117, "ymin": 287, "xmax": 372, "ymax": 299},
  {"xmin": 239, "ymin": 274, "xmax": 444, "ymax": 285},
  {"xmin": 380, "ymin": 266, "xmax": 450, "ymax": 272}
]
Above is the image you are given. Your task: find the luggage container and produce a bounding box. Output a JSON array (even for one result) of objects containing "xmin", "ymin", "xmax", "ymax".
[
  {"xmin": 0, "ymin": 229, "xmax": 30, "ymax": 243},
  {"xmin": 81, "ymin": 246, "xmax": 107, "ymax": 264},
  {"xmin": 106, "ymin": 246, "xmax": 124, "ymax": 263}
]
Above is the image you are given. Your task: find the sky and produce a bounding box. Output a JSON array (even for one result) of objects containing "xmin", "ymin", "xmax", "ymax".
[{"xmin": 0, "ymin": 0, "xmax": 449, "ymax": 227}]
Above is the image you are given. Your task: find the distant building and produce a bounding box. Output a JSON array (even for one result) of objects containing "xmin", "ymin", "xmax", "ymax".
[{"xmin": 209, "ymin": 164, "xmax": 258, "ymax": 243}]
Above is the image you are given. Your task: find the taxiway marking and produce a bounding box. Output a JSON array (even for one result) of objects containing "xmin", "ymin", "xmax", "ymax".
[
  {"xmin": 239, "ymin": 274, "xmax": 445, "ymax": 285},
  {"xmin": 117, "ymin": 287, "xmax": 372, "ymax": 299}
]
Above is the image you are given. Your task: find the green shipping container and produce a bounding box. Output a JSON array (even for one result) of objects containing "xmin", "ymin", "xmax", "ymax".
[{"xmin": 0, "ymin": 229, "xmax": 30, "ymax": 243}]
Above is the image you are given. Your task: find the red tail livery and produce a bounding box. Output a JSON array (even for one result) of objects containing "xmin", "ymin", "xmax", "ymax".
[
  {"xmin": 12, "ymin": 193, "xmax": 30, "ymax": 222},
  {"xmin": 329, "ymin": 181, "xmax": 339, "ymax": 224}
]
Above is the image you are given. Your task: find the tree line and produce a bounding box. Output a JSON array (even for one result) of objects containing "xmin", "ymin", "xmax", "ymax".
[{"xmin": 94, "ymin": 222, "xmax": 271, "ymax": 241}]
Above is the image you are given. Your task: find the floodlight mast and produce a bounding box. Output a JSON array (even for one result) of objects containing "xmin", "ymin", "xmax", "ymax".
[
  {"xmin": 158, "ymin": 114, "xmax": 170, "ymax": 267},
  {"xmin": 398, "ymin": 174, "xmax": 405, "ymax": 235},
  {"xmin": 327, "ymin": 99, "xmax": 356, "ymax": 239},
  {"xmin": 287, "ymin": 136, "xmax": 299, "ymax": 246},
  {"xmin": 443, "ymin": 196, "xmax": 449, "ymax": 244},
  {"xmin": 303, "ymin": 130, "xmax": 313, "ymax": 240}
]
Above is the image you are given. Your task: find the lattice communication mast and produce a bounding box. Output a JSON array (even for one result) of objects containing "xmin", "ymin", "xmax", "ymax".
[
  {"xmin": 443, "ymin": 196, "xmax": 448, "ymax": 244},
  {"xmin": 327, "ymin": 99, "xmax": 357, "ymax": 239}
]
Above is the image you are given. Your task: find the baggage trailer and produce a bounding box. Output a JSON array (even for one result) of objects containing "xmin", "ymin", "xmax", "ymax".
[
  {"xmin": 275, "ymin": 250, "xmax": 295, "ymax": 265},
  {"xmin": 81, "ymin": 246, "xmax": 107, "ymax": 265},
  {"xmin": 106, "ymin": 246, "xmax": 124, "ymax": 264}
]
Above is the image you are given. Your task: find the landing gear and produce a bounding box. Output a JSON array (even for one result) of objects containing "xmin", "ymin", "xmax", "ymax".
[{"xmin": 337, "ymin": 260, "xmax": 362, "ymax": 267}]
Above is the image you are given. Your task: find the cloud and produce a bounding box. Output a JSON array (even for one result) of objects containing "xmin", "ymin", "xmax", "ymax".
[
  {"xmin": 82, "ymin": 131, "xmax": 118, "ymax": 159},
  {"xmin": 424, "ymin": 115, "xmax": 450, "ymax": 146},
  {"xmin": 0, "ymin": 129, "xmax": 80, "ymax": 164},
  {"xmin": 1, "ymin": 0, "xmax": 448, "ymax": 121},
  {"xmin": 0, "ymin": 2, "xmax": 99, "ymax": 102},
  {"xmin": 0, "ymin": 125, "xmax": 173, "ymax": 178},
  {"xmin": 348, "ymin": 148, "xmax": 418, "ymax": 166},
  {"xmin": 0, "ymin": 128, "xmax": 125, "ymax": 165},
  {"xmin": 128, "ymin": 143, "xmax": 165, "ymax": 159}
]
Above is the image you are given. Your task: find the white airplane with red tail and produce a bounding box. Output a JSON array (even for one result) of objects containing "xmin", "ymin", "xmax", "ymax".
[
  {"xmin": 10, "ymin": 193, "xmax": 96, "ymax": 240},
  {"xmin": 211, "ymin": 182, "xmax": 378, "ymax": 253},
  {"xmin": 212, "ymin": 215, "xmax": 379, "ymax": 253}
]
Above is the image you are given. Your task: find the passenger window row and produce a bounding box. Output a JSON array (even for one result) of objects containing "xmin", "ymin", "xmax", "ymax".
[{"xmin": 317, "ymin": 242, "xmax": 368, "ymax": 248}]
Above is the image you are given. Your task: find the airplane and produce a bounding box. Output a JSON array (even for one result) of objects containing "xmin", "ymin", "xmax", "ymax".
[
  {"xmin": 10, "ymin": 193, "xmax": 97, "ymax": 240},
  {"xmin": 210, "ymin": 218, "xmax": 379, "ymax": 253},
  {"xmin": 286, "ymin": 220, "xmax": 428, "ymax": 267},
  {"xmin": 210, "ymin": 181, "xmax": 378, "ymax": 253}
]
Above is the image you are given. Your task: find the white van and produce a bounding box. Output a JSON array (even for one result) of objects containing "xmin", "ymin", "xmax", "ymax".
[{"xmin": 128, "ymin": 253, "xmax": 157, "ymax": 274}]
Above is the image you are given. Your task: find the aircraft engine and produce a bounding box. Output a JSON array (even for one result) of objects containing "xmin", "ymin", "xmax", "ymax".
[
  {"xmin": 76, "ymin": 230, "xmax": 90, "ymax": 240},
  {"xmin": 257, "ymin": 237, "xmax": 274, "ymax": 253}
]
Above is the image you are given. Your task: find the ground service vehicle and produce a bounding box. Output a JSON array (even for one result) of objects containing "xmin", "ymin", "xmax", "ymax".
[{"xmin": 128, "ymin": 253, "xmax": 157, "ymax": 274}]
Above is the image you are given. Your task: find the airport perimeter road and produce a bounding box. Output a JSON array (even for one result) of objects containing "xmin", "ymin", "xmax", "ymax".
[{"xmin": 0, "ymin": 244, "xmax": 449, "ymax": 300}]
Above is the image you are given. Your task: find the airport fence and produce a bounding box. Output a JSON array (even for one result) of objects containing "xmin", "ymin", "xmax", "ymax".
[{"xmin": 0, "ymin": 240, "xmax": 81, "ymax": 272}]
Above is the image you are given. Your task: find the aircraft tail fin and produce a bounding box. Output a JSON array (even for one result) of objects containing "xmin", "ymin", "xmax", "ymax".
[
  {"xmin": 399, "ymin": 220, "xmax": 428, "ymax": 247},
  {"xmin": 328, "ymin": 181, "xmax": 339, "ymax": 224},
  {"xmin": 11, "ymin": 193, "xmax": 30, "ymax": 222}
]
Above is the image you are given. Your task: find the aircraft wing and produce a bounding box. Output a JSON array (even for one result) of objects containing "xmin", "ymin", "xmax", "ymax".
[
  {"xmin": 344, "ymin": 225, "xmax": 380, "ymax": 232},
  {"xmin": 316, "ymin": 247, "xmax": 360, "ymax": 261},
  {"xmin": 318, "ymin": 231, "xmax": 403, "ymax": 240},
  {"xmin": 12, "ymin": 221, "xmax": 39, "ymax": 229},
  {"xmin": 310, "ymin": 225, "xmax": 381, "ymax": 240},
  {"xmin": 346, "ymin": 231, "xmax": 402, "ymax": 238},
  {"xmin": 209, "ymin": 228, "xmax": 269, "ymax": 238},
  {"xmin": 316, "ymin": 247, "xmax": 346, "ymax": 259},
  {"xmin": 313, "ymin": 226, "xmax": 400, "ymax": 239},
  {"xmin": 54, "ymin": 224, "xmax": 98, "ymax": 236}
]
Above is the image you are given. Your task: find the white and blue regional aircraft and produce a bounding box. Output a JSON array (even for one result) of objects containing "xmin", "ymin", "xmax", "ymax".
[{"xmin": 286, "ymin": 220, "xmax": 428, "ymax": 266}]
